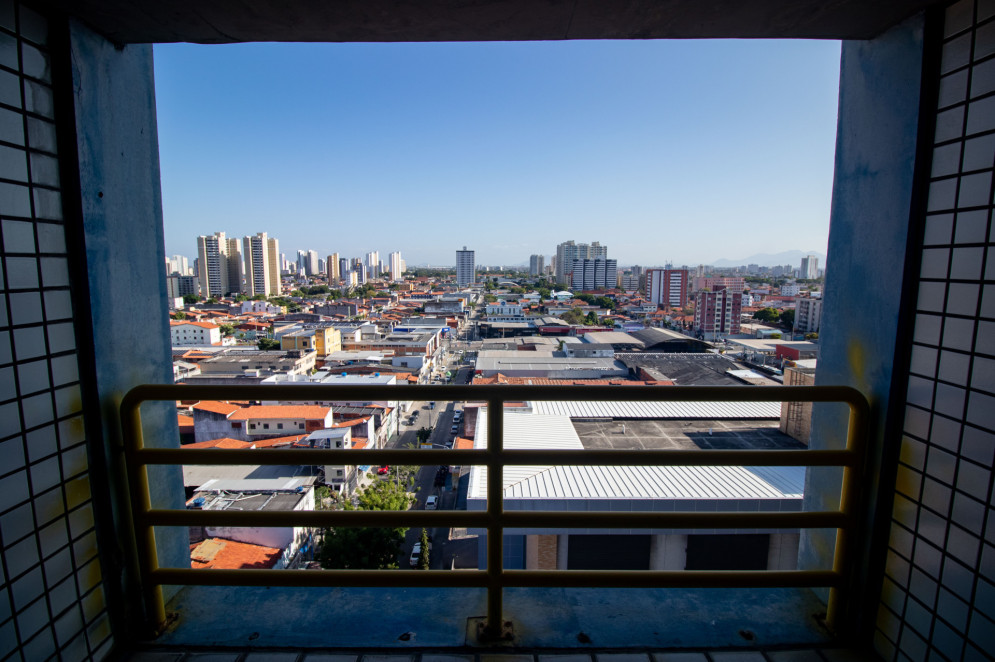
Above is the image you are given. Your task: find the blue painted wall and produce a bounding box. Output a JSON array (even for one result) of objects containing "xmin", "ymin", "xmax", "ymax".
[
  {"xmin": 803, "ymin": 13, "xmax": 925, "ymax": 606},
  {"xmin": 70, "ymin": 20, "xmax": 187, "ymax": 604}
]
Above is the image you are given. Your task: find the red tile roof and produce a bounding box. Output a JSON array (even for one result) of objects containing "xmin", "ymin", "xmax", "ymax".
[
  {"xmin": 177, "ymin": 414, "xmax": 194, "ymax": 430},
  {"xmin": 454, "ymin": 437, "xmax": 474, "ymax": 450},
  {"xmin": 192, "ymin": 401, "xmax": 244, "ymax": 416},
  {"xmin": 229, "ymin": 405, "xmax": 333, "ymax": 421},
  {"xmin": 183, "ymin": 437, "xmax": 252, "ymax": 449},
  {"xmin": 190, "ymin": 538, "xmax": 282, "ymax": 570}
]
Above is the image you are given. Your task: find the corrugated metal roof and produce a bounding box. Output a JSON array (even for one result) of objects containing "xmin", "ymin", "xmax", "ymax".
[
  {"xmin": 468, "ymin": 411, "xmax": 802, "ymax": 500},
  {"xmin": 532, "ymin": 400, "xmax": 781, "ymax": 419}
]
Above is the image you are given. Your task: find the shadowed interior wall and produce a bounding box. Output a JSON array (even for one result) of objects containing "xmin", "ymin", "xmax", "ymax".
[{"xmin": 874, "ymin": 1, "xmax": 995, "ymax": 658}]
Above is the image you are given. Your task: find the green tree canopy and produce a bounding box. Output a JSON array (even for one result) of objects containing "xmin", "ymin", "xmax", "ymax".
[
  {"xmin": 752, "ymin": 307, "xmax": 780, "ymax": 323},
  {"xmin": 418, "ymin": 527, "xmax": 430, "ymax": 570},
  {"xmin": 559, "ymin": 308, "xmax": 587, "ymax": 325},
  {"xmin": 257, "ymin": 338, "xmax": 280, "ymax": 350},
  {"xmin": 318, "ymin": 527, "xmax": 404, "ymax": 570},
  {"xmin": 182, "ymin": 294, "xmax": 201, "ymax": 305},
  {"xmin": 584, "ymin": 311, "xmax": 600, "ymax": 325},
  {"xmin": 218, "ymin": 323, "xmax": 234, "ymax": 337},
  {"xmin": 171, "ymin": 311, "xmax": 186, "ymax": 320},
  {"xmin": 779, "ymin": 309, "xmax": 796, "ymax": 327}
]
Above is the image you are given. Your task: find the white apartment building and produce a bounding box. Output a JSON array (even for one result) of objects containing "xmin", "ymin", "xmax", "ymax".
[
  {"xmin": 242, "ymin": 232, "xmax": 280, "ymax": 297},
  {"xmin": 456, "ymin": 246, "xmax": 475, "ymax": 287},
  {"xmin": 196, "ymin": 232, "xmax": 232, "ymax": 297},
  {"xmin": 794, "ymin": 297, "xmax": 823, "ymax": 334},
  {"xmin": 555, "ymin": 240, "xmax": 607, "ymax": 284},
  {"xmin": 170, "ymin": 321, "xmax": 222, "ymax": 346},
  {"xmin": 570, "ymin": 258, "xmax": 617, "ymax": 291},
  {"xmin": 389, "ymin": 251, "xmax": 402, "ymax": 281},
  {"xmin": 781, "ymin": 283, "xmax": 801, "ymax": 296},
  {"xmin": 485, "ymin": 301, "xmax": 524, "ymax": 317}
]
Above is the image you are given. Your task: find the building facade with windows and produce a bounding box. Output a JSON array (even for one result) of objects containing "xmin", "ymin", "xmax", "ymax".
[{"xmin": 456, "ymin": 246, "xmax": 475, "ymax": 287}]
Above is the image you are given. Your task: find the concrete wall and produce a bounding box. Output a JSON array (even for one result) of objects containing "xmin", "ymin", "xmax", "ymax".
[
  {"xmin": 70, "ymin": 17, "xmax": 188, "ymax": 617},
  {"xmin": 767, "ymin": 533, "xmax": 801, "ymax": 571},
  {"xmin": 803, "ymin": 13, "xmax": 925, "ymax": 618}
]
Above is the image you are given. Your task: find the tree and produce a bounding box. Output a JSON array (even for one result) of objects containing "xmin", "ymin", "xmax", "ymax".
[
  {"xmin": 234, "ymin": 294, "xmax": 248, "ymax": 302},
  {"xmin": 319, "ymin": 479, "xmax": 412, "ymax": 570},
  {"xmin": 418, "ymin": 527, "xmax": 430, "ymax": 570},
  {"xmin": 484, "ymin": 294, "xmax": 498, "ymax": 303},
  {"xmin": 595, "ymin": 296, "xmax": 615, "ymax": 310},
  {"xmin": 779, "ymin": 309, "xmax": 795, "ymax": 328},
  {"xmin": 251, "ymin": 294, "xmax": 267, "ymax": 301},
  {"xmin": 752, "ymin": 307, "xmax": 780, "ymax": 323},
  {"xmin": 318, "ymin": 526, "xmax": 404, "ymax": 570},
  {"xmin": 182, "ymin": 294, "xmax": 200, "ymax": 305},
  {"xmin": 170, "ymin": 311, "xmax": 186, "ymax": 320},
  {"xmin": 257, "ymin": 337, "xmax": 280, "ymax": 350},
  {"xmin": 805, "ymin": 332, "xmax": 819, "ymax": 340},
  {"xmin": 205, "ymin": 297, "xmax": 218, "ymax": 304},
  {"xmin": 559, "ymin": 308, "xmax": 587, "ymax": 326},
  {"xmin": 416, "ymin": 427, "xmax": 433, "ymax": 444},
  {"xmin": 585, "ymin": 311, "xmax": 600, "ymax": 325},
  {"xmin": 218, "ymin": 324, "xmax": 234, "ymax": 337}
]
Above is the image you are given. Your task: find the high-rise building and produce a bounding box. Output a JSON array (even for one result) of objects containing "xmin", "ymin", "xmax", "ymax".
[
  {"xmin": 456, "ymin": 246, "xmax": 475, "ymax": 287},
  {"xmin": 242, "ymin": 232, "xmax": 280, "ymax": 297},
  {"xmin": 646, "ymin": 268, "xmax": 690, "ymax": 307},
  {"xmin": 389, "ymin": 251, "xmax": 403, "ymax": 281},
  {"xmin": 693, "ymin": 286, "xmax": 743, "ymax": 339},
  {"xmin": 168, "ymin": 254, "xmax": 191, "ymax": 275},
  {"xmin": 365, "ymin": 251, "xmax": 380, "ymax": 279},
  {"xmin": 338, "ymin": 258, "xmax": 349, "ymax": 282},
  {"xmin": 196, "ymin": 232, "xmax": 231, "ymax": 297},
  {"xmin": 327, "ymin": 253, "xmax": 340, "ymax": 283},
  {"xmin": 529, "ymin": 254, "xmax": 545, "ymax": 276},
  {"xmin": 225, "ymin": 236, "xmax": 243, "ymax": 294},
  {"xmin": 555, "ymin": 240, "xmax": 607, "ymax": 284},
  {"xmin": 800, "ymin": 255, "xmax": 819, "ymax": 279},
  {"xmin": 570, "ymin": 258, "xmax": 617, "ymax": 291}
]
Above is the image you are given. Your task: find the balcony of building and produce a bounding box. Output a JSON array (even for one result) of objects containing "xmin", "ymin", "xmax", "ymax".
[{"xmin": 0, "ymin": 0, "xmax": 992, "ymax": 660}]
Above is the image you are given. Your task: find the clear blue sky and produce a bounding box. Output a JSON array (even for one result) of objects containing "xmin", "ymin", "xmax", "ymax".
[{"xmin": 154, "ymin": 39, "xmax": 841, "ymax": 268}]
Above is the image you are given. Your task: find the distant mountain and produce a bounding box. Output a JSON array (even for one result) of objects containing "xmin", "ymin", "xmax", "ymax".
[{"xmin": 710, "ymin": 250, "xmax": 827, "ymax": 269}]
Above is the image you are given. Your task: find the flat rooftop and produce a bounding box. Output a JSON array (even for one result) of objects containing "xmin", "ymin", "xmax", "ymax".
[{"xmin": 572, "ymin": 418, "xmax": 805, "ymax": 451}]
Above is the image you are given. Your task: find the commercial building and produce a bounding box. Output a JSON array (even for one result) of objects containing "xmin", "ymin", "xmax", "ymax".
[
  {"xmin": 242, "ymin": 232, "xmax": 280, "ymax": 297},
  {"xmin": 456, "ymin": 246, "xmax": 475, "ymax": 287},
  {"xmin": 646, "ymin": 268, "xmax": 690, "ymax": 307},
  {"xmin": 468, "ymin": 408, "xmax": 802, "ymax": 571},
  {"xmin": 529, "ymin": 254, "xmax": 544, "ymax": 275}
]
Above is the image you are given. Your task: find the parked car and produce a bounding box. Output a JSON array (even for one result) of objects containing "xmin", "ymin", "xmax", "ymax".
[
  {"xmin": 425, "ymin": 495, "xmax": 438, "ymax": 510},
  {"xmin": 377, "ymin": 465, "xmax": 390, "ymax": 475},
  {"xmin": 453, "ymin": 411, "xmax": 463, "ymax": 422},
  {"xmin": 409, "ymin": 541, "xmax": 432, "ymax": 566}
]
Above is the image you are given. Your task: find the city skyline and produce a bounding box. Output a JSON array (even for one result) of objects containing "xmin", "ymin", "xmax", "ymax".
[{"xmin": 155, "ymin": 39, "xmax": 840, "ymax": 265}]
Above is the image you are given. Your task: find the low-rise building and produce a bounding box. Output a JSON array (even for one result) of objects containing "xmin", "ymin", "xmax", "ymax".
[
  {"xmin": 170, "ymin": 321, "xmax": 223, "ymax": 346},
  {"xmin": 793, "ymin": 297, "xmax": 823, "ymax": 334}
]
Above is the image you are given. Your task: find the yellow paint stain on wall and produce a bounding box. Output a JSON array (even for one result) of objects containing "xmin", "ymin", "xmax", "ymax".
[{"xmin": 65, "ymin": 476, "xmax": 92, "ymax": 510}]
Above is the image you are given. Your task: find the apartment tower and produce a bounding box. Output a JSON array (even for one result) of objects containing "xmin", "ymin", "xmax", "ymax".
[
  {"xmin": 242, "ymin": 232, "xmax": 280, "ymax": 297},
  {"xmin": 456, "ymin": 246, "xmax": 475, "ymax": 287}
]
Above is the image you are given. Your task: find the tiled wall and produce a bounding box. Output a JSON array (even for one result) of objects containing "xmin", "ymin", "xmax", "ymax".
[
  {"xmin": 876, "ymin": 1, "xmax": 995, "ymax": 659},
  {"xmin": 0, "ymin": 2, "xmax": 111, "ymax": 660}
]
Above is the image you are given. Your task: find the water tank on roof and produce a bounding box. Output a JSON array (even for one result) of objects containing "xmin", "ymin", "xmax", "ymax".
[
  {"xmin": 375, "ymin": 373, "xmax": 380, "ymax": 377},
  {"xmin": 190, "ymin": 497, "xmax": 206, "ymax": 509},
  {"xmin": 341, "ymin": 372, "xmax": 347, "ymax": 377}
]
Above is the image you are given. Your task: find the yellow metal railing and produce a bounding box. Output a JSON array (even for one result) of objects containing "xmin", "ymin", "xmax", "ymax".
[{"xmin": 120, "ymin": 384, "xmax": 869, "ymax": 640}]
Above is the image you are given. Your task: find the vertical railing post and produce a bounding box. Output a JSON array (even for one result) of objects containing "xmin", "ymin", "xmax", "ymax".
[
  {"xmin": 826, "ymin": 395, "xmax": 869, "ymax": 636},
  {"xmin": 485, "ymin": 397, "xmax": 504, "ymax": 638},
  {"xmin": 120, "ymin": 395, "xmax": 167, "ymax": 634}
]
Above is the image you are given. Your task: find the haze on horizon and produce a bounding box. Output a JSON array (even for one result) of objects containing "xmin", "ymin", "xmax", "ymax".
[{"xmin": 154, "ymin": 39, "xmax": 841, "ymax": 268}]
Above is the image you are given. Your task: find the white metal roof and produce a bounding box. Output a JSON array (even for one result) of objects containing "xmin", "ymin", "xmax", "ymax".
[
  {"xmin": 467, "ymin": 410, "xmax": 802, "ymax": 501},
  {"xmin": 532, "ymin": 400, "xmax": 781, "ymax": 419}
]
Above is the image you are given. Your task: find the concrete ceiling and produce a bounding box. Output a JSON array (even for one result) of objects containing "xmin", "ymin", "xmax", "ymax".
[{"xmin": 40, "ymin": 0, "xmax": 936, "ymax": 44}]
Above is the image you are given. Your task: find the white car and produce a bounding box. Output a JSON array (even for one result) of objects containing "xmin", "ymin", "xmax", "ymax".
[
  {"xmin": 425, "ymin": 495, "xmax": 438, "ymax": 510},
  {"xmin": 409, "ymin": 541, "xmax": 433, "ymax": 566}
]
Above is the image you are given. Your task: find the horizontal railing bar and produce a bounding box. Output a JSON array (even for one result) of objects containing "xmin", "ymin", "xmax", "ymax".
[
  {"xmin": 123, "ymin": 383, "xmax": 870, "ymax": 408},
  {"xmin": 502, "ymin": 569, "xmax": 844, "ymax": 589},
  {"xmin": 135, "ymin": 447, "xmax": 856, "ymax": 467},
  {"xmin": 143, "ymin": 509, "xmax": 491, "ymax": 527},
  {"xmin": 139, "ymin": 509, "xmax": 848, "ymax": 530},
  {"xmin": 152, "ymin": 568, "xmax": 490, "ymax": 588},
  {"xmin": 149, "ymin": 568, "xmax": 842, "ymax": 589}
]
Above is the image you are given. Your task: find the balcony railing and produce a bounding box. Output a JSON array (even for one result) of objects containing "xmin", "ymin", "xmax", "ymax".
[{"xmin": 120, "ymin": 384, "xmax": 868, "ymax": 642}]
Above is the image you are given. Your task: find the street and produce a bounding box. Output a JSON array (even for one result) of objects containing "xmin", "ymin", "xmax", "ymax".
[{"xmin": 389, "ymin": 354, "xmax": 476, "ymax": 570}]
